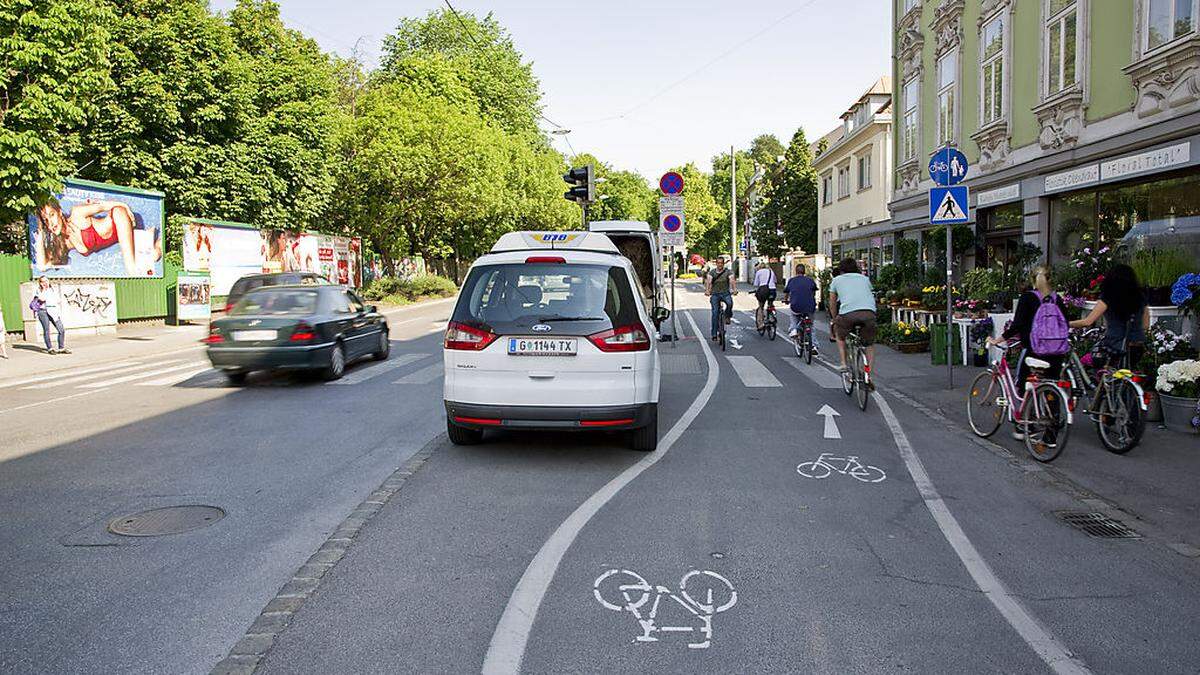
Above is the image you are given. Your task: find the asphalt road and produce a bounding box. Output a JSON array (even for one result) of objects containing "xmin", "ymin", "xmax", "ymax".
[{"xmin": 3, "ymin": 287, "xmax": 1199, "ymax": 674}]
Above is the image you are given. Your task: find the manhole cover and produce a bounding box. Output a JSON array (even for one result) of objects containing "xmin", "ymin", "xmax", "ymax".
[
  {"xmin": 108, "ymin": 506, "xmax": 225, "ymax": 537},
  {"xmin": 1055, "ymin": 511, "xmax": 1141, "ymax": 539}
]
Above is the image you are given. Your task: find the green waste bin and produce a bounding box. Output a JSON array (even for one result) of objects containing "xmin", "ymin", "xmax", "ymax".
[{"xmin": 930, "ymin": 323, "xmax": 964, "ymax": 366}]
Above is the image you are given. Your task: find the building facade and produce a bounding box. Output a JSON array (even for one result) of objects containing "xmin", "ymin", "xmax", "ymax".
[
  {"xmin": 814, "ymin": 78, "xmax": 895, "ymax": 275},
  {"xmin": 891, "ymin": 0, "xmax": 1200, "ymax": 274}
]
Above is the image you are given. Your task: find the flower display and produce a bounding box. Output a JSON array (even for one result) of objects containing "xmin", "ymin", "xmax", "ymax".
[
  {"xmin": 1170, "ymin": 272, "xmax": 1200, "ymax": 317},
  {"xmin": 1157, "ymin": 359, "xmax": 1200, "ymax": 399}
]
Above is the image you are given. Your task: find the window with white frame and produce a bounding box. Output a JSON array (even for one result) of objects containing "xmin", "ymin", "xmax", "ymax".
[
  {"xmin": 902, "ymin": 78, "xmax": 919, "ymax": 161},
  {"xmin": 903, "ymin": 0, "xmax": 919, "ymax": 12},
  {"xmin": 821, "ymin": 173, "xmax": 833, "ymax": 205},
  {"xmin": 1045, "ymin": 0, "xmax": 1079, "ymax": 96},
  {"xmin": 936, "ymin": 50, "xmax": 957, "ymax": 145},
  {"xmin": 837, "ymin": 165, "xmax": 851, "ymax": 199},
  {"xmin": 1147, "ymin": 0, "xmax": 1197, "ymax": 50},
  {"xmin": 857, "ymin": 153, "xmax": 872, "ymax": 190},
  {"xmin": 981, "ymin": 14, "xmax": 1005, "ymax": 124}
]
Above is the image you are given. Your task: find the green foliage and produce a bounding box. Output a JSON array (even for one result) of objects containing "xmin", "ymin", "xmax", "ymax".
[
  {"xmin": 569, "ymin": 153, "xmax": 655, "ymax": 224},
  {"xmin": 961, "ymin": 267, "xmax": 1003, "ymax": 302},
  {"xmin": 654, "ymin": 163, "xmax": 723, "ymax": 256},
  {"xmin": 709, "ymin": 149, "xmax": 754, "ymax": 240},
  {"xmin": 1131, "ymin": 247, "xmax": 1196, "ymax": 288},
  {"xmin": 0, "ymin": 0, "xmax": 113, "ymax": 227},
  {"xmin": 752, "ymin": 127, "xmax": 818, "ymax": 253},
  {"xmin": 361, "ymin": 274, "xmax": 456, "ymax": 302},
  {"xmin": 876, "ymin": 264, "xmax": 902, "ymax": 295}
]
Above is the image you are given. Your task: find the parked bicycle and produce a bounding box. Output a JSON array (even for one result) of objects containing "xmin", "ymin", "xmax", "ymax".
[
  {"xmin": 840, "ymin": 326, "xmax": 871, "ymax": 411},
  {"xmin": 756, "ymin": 301, "xmax": 778, "ymax": 341},
  {"xmin": 792, "ymin": 313, "xmax": 815, "ymax": 364},
  {"xmin": 966, "ymin": 340, "xmax": 1073, "ymax": 462},
  {"xmin": 1062, "ymin": 328, "xmax": 1148, "ymax": 454}
]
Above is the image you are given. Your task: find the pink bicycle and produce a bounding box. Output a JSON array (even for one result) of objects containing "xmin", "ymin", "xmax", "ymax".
[{"xmin": 966, "ymin": 340, "xmax": 1073, "ymax": 462}]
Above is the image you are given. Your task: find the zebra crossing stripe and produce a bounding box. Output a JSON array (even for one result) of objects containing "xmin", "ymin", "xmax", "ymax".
[
  {"xmin": 78, "ymin": 361, "xmax": 209, "ymax": 388},
  {"xmin": 135, "ymin": 367, "xmax": 218, "ymax": 387},
  {"xmin": 392, "ymin": 363, "xmax": 443, "ymax": 385},
  {"xmin": 5, "ymin": 360, "xmax": 144, "ymax": 389},
  {"xmin": 725, "ymin": 356, "xmax": 783, "ymax": 387},
  {"xmin": 329, "ymin": 353, "xmax": 432, "ymax": 385},
  {"xmin": 23, "ymin": 360, "xmax": 183, "ymax": 390}
]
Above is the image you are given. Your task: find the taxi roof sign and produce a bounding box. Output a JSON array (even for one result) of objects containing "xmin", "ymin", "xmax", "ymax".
[{"xmin": 490, "ymin": 231, "xmax": 619, "ymax": 254}]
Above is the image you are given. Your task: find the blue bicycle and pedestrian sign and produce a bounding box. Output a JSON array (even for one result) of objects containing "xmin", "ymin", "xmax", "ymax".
[{"xmin": 929, "ymin": 147, "xmax": 969, "ymax": 186}]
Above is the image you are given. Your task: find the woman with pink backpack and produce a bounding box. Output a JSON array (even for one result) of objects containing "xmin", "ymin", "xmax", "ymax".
[{"xmin": 988, "ymin": 265, "xmax": 1071, "ymax": 397}]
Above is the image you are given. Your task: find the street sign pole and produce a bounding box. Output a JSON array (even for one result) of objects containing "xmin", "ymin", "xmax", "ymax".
[
  {"xmin": 669, "ymin": 246, "xmax": 677, "ymax": 348},
  {"xmin": 946, "ymin": 226, "xmax": 953, "ymax": 390},
  {"xmin": 928, "ymin": 143, "xmax": 971, "ymax": 391}
]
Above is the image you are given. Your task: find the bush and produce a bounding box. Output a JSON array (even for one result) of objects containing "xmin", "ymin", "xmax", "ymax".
[{"xmin": 361, "ymin": 274, "xmax": 457, "ymax": 303}]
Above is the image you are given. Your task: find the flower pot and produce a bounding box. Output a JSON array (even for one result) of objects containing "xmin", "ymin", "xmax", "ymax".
[
  {"xmin": 1144, "ymin": 391, "xmax": 1163, "ymax": 423},
  {"xmin": 893, "ymin": 340, "xmax": 930, "ymax": 354},
  {"xmin": 1159, "ymin": 393, "xmax": 1200, "ymax": 434}
]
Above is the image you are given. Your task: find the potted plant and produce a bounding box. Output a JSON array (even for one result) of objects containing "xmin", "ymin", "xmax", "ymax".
[
  {"xmin": 1141, "ymin": 322, "xmax": 1194, "ymax": 421},
  {"xmin": 882, "ymin": 321, "xmax": 930, "ymax": 353},
  {"xmin": 1171, "ymin": 272, "xmax": 1200, "ymax": 349},
  {"xmin": 1156, "ymin": 359, "xmax": 1200, "ymax": 435},
  {"xmin": 970, "ymin": 316, "xmax": 994, "ymax": 367},
  {"xmin": 1132, "ymin": 249, "xmax": 1195, "ymax": 306}
]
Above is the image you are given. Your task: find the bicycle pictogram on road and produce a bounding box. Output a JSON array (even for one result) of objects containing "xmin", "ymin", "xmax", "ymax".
[
  {"xmin": 796, "ymin": 452, "xmax": 886, "ymax": 483},
  {"xmin": 593, "ymin": 568, "xmax": 738, "ymax": 649}
]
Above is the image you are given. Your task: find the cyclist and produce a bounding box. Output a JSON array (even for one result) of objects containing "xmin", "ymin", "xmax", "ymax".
[
  {"xmin": 828, "ymin": 258, "xmax": 877, "ymax": 375},
  {"xmin": 753, "ymin": 261, "xmax": 778, "ymax": 330},
  {"xmin": 988, "ymin": 265, "xmax": 1069, "ymax": 385},
  {"xmin": 704, "ymin": 256, "xmax": 737, "ymax": 341},
  {"xmin": 1069, "ymin": 263, "xmax": 1150, "ymax": 368},
  {"xmin": 783, "ymin": 263, "xmax": 818, "ymax": 339}
]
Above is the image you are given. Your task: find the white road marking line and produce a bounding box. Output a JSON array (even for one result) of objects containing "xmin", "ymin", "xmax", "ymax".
[
  {"xmin": 873, "ymin": 392, "xmax": 1091, "ymax": 674},
  {"xmin": 816, "ymin": 404, "xmax": 842, "ymax": 439},
  {"xmin": 725, "ymin": 356, "xmax": 782, "ymax": 387},
  {"xmin": 780, "ymin": 356, "xmax": 842, "ymax": 388},
  {"xmin": 330, "ymin": 353, "xmax": 432, "ymax": 385},
  {"xmin": 6, "ymin": 360, "xmax": 144, "ymax": 389},
  {"xmin": 483, "ymin": 309, "xmax": 719, "ymax": 675},
  {"xmin": 0, "ymin": 388, "xmax": 106, "ymax": 416},
  {"xmin": 78, "ymin": 361, "xmax": 209, "ymax": 388},
  {"xmin": 23, "ymin": 360, "xmax": 183, "ymax": 389},
  {"xmin": 135, "ymin": 367, "xmax": 217, "ymax": 387},
  {"xmin": 392, "ymin": 362, "xmax": 443, "ymax": 385}
]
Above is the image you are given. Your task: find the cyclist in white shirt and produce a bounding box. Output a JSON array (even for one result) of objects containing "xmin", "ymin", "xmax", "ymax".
[{"xmin": 753, "ymin": 261, "xmax": 777, "ymax": 331}]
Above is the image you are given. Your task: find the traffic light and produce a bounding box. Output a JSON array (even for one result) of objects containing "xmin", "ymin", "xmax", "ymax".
[{"xmin": 563, "ymin": 165, "xmax": 594, "ymax": 204}]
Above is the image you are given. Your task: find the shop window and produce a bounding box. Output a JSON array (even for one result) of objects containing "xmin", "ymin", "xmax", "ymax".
[{"xmin": 978, "ymin": 202, "xmax": 1024, "ymax": 271}]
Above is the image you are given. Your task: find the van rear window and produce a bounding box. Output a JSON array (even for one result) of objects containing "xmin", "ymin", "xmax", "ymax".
[{"xmin": 452, "ymin": 264, "xmax": 639, "ymax": 332}]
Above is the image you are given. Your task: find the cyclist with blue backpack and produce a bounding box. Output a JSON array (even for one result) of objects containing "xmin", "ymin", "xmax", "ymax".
[{"xmin": 988, "ymin": 265, "xmax": 1070, "ymax": 390}]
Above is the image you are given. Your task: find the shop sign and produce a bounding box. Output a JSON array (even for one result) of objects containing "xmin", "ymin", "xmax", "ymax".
[
  {"xmin": 1101, "ymin": 142, "xmax": 1190, "ymax": 182},
  {"xmin": 1044, "ymin": 164, "xmax": 1099, "ymax": 193},
  {"xmin": 976, "ymin": 183, "xmax": 1021, "ymax": 207}
]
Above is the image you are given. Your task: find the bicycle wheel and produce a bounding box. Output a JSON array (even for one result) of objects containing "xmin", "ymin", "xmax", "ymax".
[
  {"xmin": 593, "ymin": 568, "xmax": 652, "ymax": 612},
  {"xmin": 854, "ymin": 348, "xmax": 869, "ymax": 411},
  {"xmin": 848, "ymin": 464, "xmax": 886, "ymax": 483},
  {"xmin": 793, "ymin": 333, "xmax": 803, "ymax": 358},
  {"xmin": 796, "ymin": 461, "xmax": 832, "ymax": 479},
  {"xmin": 841, "ymin": 366, "xmax": 853, "ymax": 395},
  {"xmin": 804, "ymin": 333, "xmax": 813, "ymax": 365},
  {"xmin": 680, "ymin": 570, "xmax": 738, "ymax": 614},
  {"xmin": 966, "ymin": 371, "xmax": 1004, "ymax": 438},
  {"xmin": 1095, "ymin": 379, "xmax": 1145, "ymax": 454},
  {"xmin": 1022, "ymin": 383, "xmax": 1070, "ymax": 462},
  {"xmin": 767, "ymin": 317, "xmax": 777, "ymax": 341}
]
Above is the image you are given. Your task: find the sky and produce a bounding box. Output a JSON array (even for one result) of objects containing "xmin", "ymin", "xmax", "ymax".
[{"xmin": 209, "ymin": 0, "xmax": 892, "ymax": 181}]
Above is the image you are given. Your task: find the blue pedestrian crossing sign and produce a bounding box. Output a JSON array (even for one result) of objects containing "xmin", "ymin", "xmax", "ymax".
[
  {"xmin": 929, "ymin": 186, "xmax": 970, "ymax": 224},
  {"xmin": 929, "ymin": 146, "xmax": 968, "ymax": 186}
]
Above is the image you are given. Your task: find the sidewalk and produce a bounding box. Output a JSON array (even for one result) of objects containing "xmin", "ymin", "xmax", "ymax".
[{"xmin": 814, "ymin": 315, "xmax": 1200, "ymax": 556}]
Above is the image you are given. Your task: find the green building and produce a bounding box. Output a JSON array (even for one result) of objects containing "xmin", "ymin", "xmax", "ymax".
[{"xmin": 889, "ymin": 0, "xmax": 1200, "ymax": 274}]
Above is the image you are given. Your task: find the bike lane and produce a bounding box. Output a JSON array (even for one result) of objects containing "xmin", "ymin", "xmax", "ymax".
[{"xmin": 517, "ymin": 306, "xmax": 1045, "ymax": 673}]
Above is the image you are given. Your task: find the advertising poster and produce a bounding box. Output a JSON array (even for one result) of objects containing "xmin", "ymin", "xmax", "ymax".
[
  {"xmin": 177, "ymin": 275, "xmax": 212, "ymax": 321},
  {"xmin": 20, "ymin": 280, "xmax": 118, "ymax": 339},
  {"xmin": 261, "ymin": 230, "xmax": 321, "ymax": 275},
  {"xmin": 184, "ymin": 219, "xmax": 264, "ymax": 296},
  {"xmin": 28, "ymin": 179, "xmax": 164, "ymax": 278}
]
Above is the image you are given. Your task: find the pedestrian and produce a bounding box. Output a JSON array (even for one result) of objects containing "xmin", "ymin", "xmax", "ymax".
[
  {"xmin": 1069, "ymin": 263, "xmax": 1150, "ymax": 368},
  {"xmin": 988, "ymin": 265, "xmax": 1070, "ymax": 433},
  {"xmin": 31, "ymin": 276, "xmax": 69, "ymax": 354}
]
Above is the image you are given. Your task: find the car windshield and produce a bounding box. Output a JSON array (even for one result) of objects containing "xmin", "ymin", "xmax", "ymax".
[
  {"xmin": 452, "ymin": 263, "xmax": 639, "ymax": 332},
  {"xmin": 232, "ymin": 289, "xmax": 319, "ymax": 316}
]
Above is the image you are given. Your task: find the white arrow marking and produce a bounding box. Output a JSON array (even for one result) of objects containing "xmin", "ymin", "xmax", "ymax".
[{"xmin": 817, "ymin": 404, "xmax": 842, "ymax": 439}]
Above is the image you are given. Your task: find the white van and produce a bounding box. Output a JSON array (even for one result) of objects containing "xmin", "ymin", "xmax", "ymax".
[
  {"xmin": 442, "ymin": 232, "xmax": 668, "ymax": 451},
  {"xmin": 587, "ymin": 220, "xmax": 663, "ymax": 312}
]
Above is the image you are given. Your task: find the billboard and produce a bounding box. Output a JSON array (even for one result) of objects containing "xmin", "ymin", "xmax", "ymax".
[
  {"xmin": 183, "ymin": 219, "xmax": 262, "ymax": 296},
  {"xmin": 177, "ymin": 275, "xmax": 212, "ymax": 321},
  {"xmin": 28, "ymin": 179, "xmax": 164, "ymax": 278},
  {"xmin": 262, "ymin": 230, "xmax": 361, "ymax": 287}
]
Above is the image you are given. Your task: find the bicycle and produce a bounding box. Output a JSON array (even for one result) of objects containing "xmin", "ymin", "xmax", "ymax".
[
  {"xmin": 756, "ymin": 300, "xmax": 777, "ymax": 341},
  {"xmin": 1063, "ymin": 329, "xmax": 1148, "ymax": 454},
  {"xmin": 713, "ymin": 295, "xmax": 732, "ymax": 352},
  {"xmin": 796, "ymin": 452, "xmax": 885, "ymax": 482},
  {"xmin": 966, "ymin": 340, "xmax": 1073, "ymax": 462},
  {"xmin": 792, "ymin": 313, "xmax": 815, "ymax": 364},
  {"xmin": 593, "ymin": 568, "xmax": 737, "ymax": 649},
  {"xmin": 839, "ymin": 326, "xmax": 871, "ymax": 411}
]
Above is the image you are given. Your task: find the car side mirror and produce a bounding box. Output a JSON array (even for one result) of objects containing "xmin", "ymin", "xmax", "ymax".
[
  {"xmin": 365, "ymin": 304, "xmax": 377, "ymax": 314},
  {"xmin": 651, "ymin": 306, "xmax": 670, "ymax": 325}
]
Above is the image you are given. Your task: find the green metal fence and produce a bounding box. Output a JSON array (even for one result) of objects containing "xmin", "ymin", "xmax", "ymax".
[
  {"xmin": 0, "ymin": 254, "xmax": 181, "ymax": 330},
  {"xmin": 0, "ymin": 254, "xmax": 32, "ymax": 332}
]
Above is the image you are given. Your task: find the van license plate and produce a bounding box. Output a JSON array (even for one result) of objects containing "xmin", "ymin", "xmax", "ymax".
[
  {"xmin": 233, "ymin": 330, "xmax": 277, "ymax": 341},
  {"xmin": 508, "ymin": 337, "xmax": 577, "ymax": 356}
]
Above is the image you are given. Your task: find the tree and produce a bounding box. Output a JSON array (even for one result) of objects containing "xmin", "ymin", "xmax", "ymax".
[
  {"xmin": 753, "ymin": 127, "xmax": 818, "ymax": 254},
  {"xmin": 709, "ymin": 149, "xmax": 755, "ymax": 243},
  {"xmin": 0, "ymin": 0, "xmax": 112, "ymax": 232},
  {"xmin": 748, "ymin": 133, "xmax": 785, "ymax": 167}
]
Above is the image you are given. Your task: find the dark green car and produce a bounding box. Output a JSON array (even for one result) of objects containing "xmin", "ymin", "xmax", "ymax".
[{"xmin": 204, "ymin": 285, "xmax": 389, "ymax": 384}]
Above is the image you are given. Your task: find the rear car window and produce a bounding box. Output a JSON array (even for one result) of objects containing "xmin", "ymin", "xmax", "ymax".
[
  {"xmin": 232, "ymin": 289, "xmax": 319, "ymax": 316},
  {"xmin": 452, "ymin": 264, "xmax": 639, "ymax": 331},
  {"xmin": 230, "ymin": 277, "xmax": 265, "ymax": 297}
]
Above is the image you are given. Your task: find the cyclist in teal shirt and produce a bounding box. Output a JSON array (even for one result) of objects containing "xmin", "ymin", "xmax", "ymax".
[{"xmin": 828, "ymin": 258, "xmax": 877, "ymax": 374}]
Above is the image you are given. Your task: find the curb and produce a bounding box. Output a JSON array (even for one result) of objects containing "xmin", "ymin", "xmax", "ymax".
[{"xmin": 210, "ymin": 434, "xmax": 444, "ymax": 675}]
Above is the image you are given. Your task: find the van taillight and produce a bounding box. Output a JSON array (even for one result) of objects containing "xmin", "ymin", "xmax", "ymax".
[
  {"xmin": 588, "ymin": 323, "xmax": 651, "ymax": 352},
  {"xmin": 445, "ymin": 321, "xmax": 498, "ymax": 351}
]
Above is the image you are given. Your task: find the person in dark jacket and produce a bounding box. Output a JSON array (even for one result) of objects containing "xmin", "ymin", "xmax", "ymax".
[
  {"xmin": 988, "ymin": 265, "xmax": 1067, "ymax": 387},
  {"xmin": 1069, "ymin": 263, "xmax": 1150, "ymax": 368}
]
